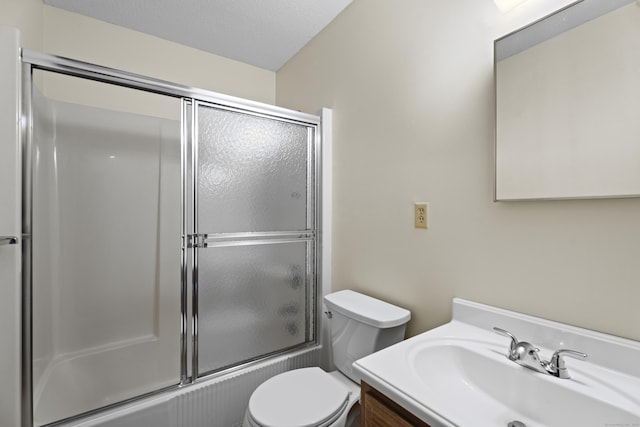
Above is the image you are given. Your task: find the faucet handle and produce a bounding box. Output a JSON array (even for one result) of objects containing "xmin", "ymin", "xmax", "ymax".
[
  {"xmin": 493, "ymin": 327, "xmax": 518, "ymax": 352},
  {"xmin": 549, "ymin": 349, "xmax": 588, "ymax": 379}
]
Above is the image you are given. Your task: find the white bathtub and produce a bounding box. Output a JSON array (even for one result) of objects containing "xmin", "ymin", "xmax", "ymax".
[{"xmin": 60, "ymin": 346, "xmax": 321, "ymax": 427}]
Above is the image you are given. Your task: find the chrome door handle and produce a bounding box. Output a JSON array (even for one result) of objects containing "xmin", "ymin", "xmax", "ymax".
[{"xmin": 0, "ymin": 236, "xmax": 18, "ymax": 246}]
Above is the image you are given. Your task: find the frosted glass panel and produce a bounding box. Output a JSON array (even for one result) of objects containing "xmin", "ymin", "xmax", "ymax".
[
  {"xmin": 197, "ymin": 242, "xmax": 309, "ymax": 374},
  {"xmin": 197, "ymin": 105, "xmax": 313, "ymax": 232}
]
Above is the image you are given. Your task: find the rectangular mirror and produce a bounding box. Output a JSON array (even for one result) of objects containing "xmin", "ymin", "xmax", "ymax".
[{"xmin": 495, "ymin": 0, "xmax": 640, "ymax": 200}]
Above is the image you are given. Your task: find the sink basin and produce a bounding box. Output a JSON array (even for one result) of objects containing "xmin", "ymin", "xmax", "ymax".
[
  {"xmin": 353, "ymin": 299, "xmax": 640, "ymax": 427},
  {"xmin": 408, "ymin": 339, "xmax": 639, "ymax": 426}
]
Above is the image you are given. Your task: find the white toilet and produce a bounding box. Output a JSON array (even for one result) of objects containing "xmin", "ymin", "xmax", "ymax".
[{"xmin": 243, "ymin": 290, "xmax": 411, "ymax": 427}]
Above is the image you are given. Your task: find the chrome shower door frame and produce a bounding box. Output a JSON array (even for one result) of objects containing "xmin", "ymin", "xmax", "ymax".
[{"xmin": 20, "ymin": 49, "xmax": 323, "ymax": 427}]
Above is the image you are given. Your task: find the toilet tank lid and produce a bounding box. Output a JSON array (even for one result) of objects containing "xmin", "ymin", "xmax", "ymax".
[{"xmin": 324, "ymin": 290, "xmax": 411, "ymax": 328}]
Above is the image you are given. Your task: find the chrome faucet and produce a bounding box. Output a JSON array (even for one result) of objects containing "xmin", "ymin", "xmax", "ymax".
[
  {"xmin": 542, "ymin": 349, "xmax": 589, "ymax": 379},
  {"xmin": 493, "ymin": 327, "xmax": 587, "ymax": 379}
]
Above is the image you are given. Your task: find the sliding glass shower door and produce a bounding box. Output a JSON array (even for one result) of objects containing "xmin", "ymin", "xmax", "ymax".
[
  {"xmin": 23, "ymin": 50, "xmax": 321, "ymax": 427},
  {"xmin": 192, "ymin": 103, "xmax": 317, "ymax": 376}
]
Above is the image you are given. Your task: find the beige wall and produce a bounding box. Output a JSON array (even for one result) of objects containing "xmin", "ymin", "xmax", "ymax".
[
  {"xmin": 41, "ymin": 6, "xmax": 275, "ymax": 104},
  {"xmin": 0, "ymin": 0, "xmax": 43, "ymax": 50},
  {"xmin": 0, "ymin": 0, "xmax": 275, "ymax": 104},
  {"xmin": 276, "ymin": 0, "xmax": 640, "ymax": 341}
]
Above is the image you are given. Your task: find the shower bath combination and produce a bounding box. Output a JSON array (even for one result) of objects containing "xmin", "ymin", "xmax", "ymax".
[{"xmin": 13, "ymin": 46, "xmax": 328, "ymax": 427}]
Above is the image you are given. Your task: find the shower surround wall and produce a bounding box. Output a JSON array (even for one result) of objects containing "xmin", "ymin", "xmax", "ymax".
[{"xmin": 31, "ymin": 91, "xmax": 182, "ymax": 425}]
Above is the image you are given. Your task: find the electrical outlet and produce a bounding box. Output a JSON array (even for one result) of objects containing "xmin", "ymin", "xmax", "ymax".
[{"xmin": 414, "ymin": 203, "xmax": 428, "ymax": 229}]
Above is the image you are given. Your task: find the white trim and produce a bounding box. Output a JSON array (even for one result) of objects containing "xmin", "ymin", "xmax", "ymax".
[
  {"xmin": 0, "ymin": 25, "xmax": 22, "ymax": 427},
  {"xmin": 318, "ymin": 108, "xmax": 333, "ymax": 371},
  {"xmin": 320, "ymin": 107, "xmax": 333, "ymax": 298}
]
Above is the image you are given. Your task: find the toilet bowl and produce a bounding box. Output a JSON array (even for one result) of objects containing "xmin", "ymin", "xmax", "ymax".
[
  {"xmin": 243, "ymin": 368, "xmax": 359, "ymax": 427},
  {"xmin": 243, "ymin": 290, "xmax": 411, "ymax": 427}
]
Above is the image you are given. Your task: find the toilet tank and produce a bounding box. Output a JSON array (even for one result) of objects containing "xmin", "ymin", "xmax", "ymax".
[{"xmin": 323, "ymin": 290, "xmax": 411, "ymax": 383}]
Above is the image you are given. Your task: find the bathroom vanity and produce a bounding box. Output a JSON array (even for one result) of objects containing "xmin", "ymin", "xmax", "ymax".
[
  {"xmin": 354, "ymin": 298, "xmax": 640, "ymax": 427},
  {"xmin": 361, "ymin": 381, "xmax": 430, "ymax": 426}
]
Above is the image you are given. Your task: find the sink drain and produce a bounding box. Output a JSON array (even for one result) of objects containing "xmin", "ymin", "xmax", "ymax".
[{"xmin": 508, "ymin": 421, "xmax": 527, "ymax": 427}]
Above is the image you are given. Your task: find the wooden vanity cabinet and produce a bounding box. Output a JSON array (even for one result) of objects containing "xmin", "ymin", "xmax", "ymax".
[{"xmin": 361, "ymin": 381, "xmax": 431, "ymax": 427}]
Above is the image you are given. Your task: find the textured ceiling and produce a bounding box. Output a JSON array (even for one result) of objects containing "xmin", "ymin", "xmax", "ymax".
[{"xmin": 44, "ymin": 0, "xmax": 352, "ymax": 71}]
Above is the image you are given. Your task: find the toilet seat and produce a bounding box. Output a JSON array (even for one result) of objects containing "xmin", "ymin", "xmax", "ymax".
[{"xmin": 247, "ymin": 367, "xmax": 351, "ymax": 427}]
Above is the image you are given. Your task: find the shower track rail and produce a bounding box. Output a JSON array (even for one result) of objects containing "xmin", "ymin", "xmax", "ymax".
[{"xmin": 20, "ymin": 49, "xmax": 323, "ymax": 427}]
